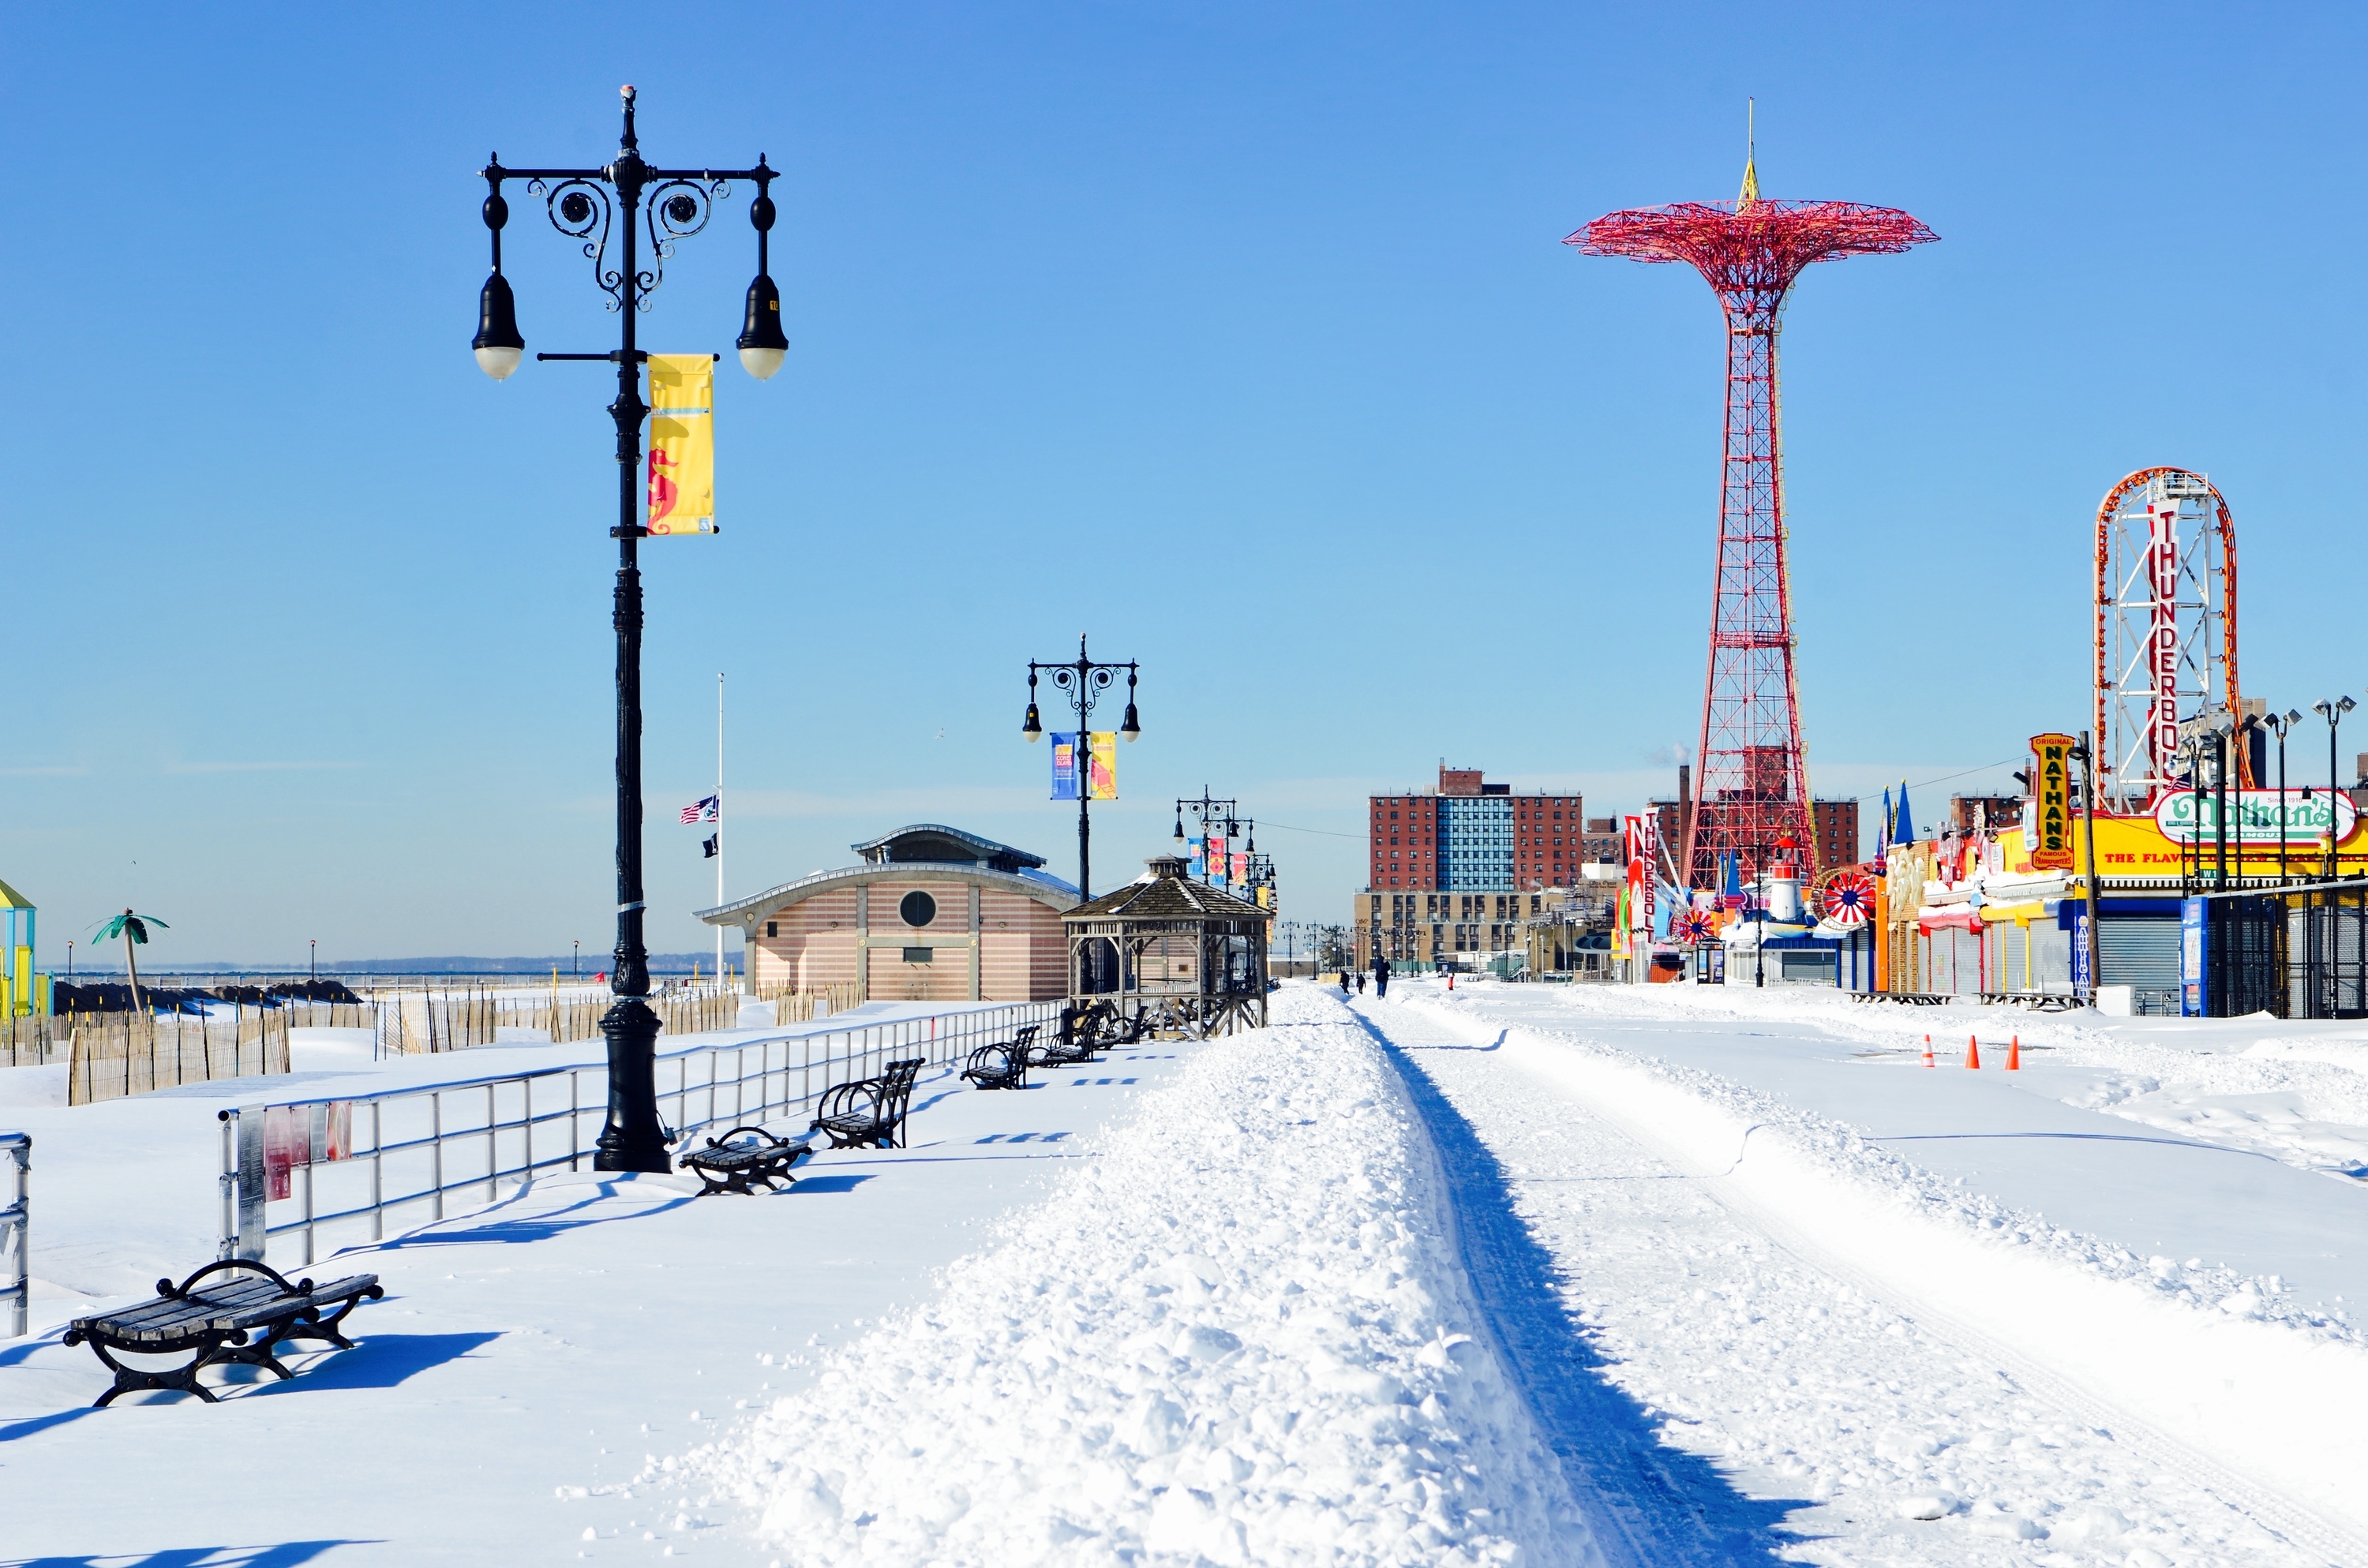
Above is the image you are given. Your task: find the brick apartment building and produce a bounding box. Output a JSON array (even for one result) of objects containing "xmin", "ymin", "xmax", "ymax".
[{"xmin": 1367, "ymin": 765, "xmax": 1624, "ymax": 892}]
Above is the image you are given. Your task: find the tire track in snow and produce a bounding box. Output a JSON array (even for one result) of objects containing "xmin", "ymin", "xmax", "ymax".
[{"xmin": 1349, "ymin": 1002, "xmax": 1800, "ymax": 1567}]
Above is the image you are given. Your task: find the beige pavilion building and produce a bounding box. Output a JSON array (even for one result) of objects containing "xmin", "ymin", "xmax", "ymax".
[{"xmin": 696, "ymin": 824, "xmax": 1077, "ymax": 1002}]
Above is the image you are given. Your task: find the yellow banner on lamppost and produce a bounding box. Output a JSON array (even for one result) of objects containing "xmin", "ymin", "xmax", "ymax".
[{"xmin": 646, "ymin": 354, "xmax": 715, "ymax": 535}]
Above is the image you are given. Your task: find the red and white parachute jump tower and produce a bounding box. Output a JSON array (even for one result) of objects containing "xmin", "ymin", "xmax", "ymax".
[
  {"xmin": 2093, "ymin": 467, "xmax": 2245, "ymax": 810},
  {"xmin": 1570, "ymin": 151, "xmax": 1935, "ymax": 888}
]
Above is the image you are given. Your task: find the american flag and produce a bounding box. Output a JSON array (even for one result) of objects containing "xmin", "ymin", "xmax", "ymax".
[{"xmin": 681, "ymin": 794, "xmax": 718, "ymax": 825}]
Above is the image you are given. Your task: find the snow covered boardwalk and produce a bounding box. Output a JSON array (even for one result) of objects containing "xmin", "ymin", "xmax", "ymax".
[
  {"xmin": 1379, "ymin": 979, "xmax": 2368, "ymax": 1566},
  {"xmin": 0, "ymin": 1020, "xmax": 1202, "ymax": 1562},
  {"xmin": 6, "ymin": 982, "xmax": 2366, "ymax": 1564},
  {"xmin": 684, "ymin": 986, "xmax": 1590, "ymax": 1566}
]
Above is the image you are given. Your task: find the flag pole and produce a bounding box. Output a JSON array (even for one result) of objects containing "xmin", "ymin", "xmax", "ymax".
[{"xmin": 716, "ymin": 671, "xmax": 726, "ymax": 992}]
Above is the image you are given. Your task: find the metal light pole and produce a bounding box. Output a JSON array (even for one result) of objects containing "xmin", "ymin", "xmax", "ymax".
[
  {"xmin": 309, "ymin": 939, "xmax": 317, "ymax": 982},
  {"xmin": 1172, "ymin": 792, "xmax": 1242, "ymax": 886},
  {"xmin": 2074, "ymin": 733, "xmax": 2101, "ymax": 1003},
  {"xmin": 2265, "ymin": 709, "xmax": 2302, "ymax": 884},
  {"xmin": 1753, "ymin": 837, "xmax": 1770, "ymax": 989},
  {"xmin": 1022, "ymin": 636, "xmax": 1140, "ymax": 902},
  {"xmin": 470, "ymin": 87, "xmax": 788, "ymax": 1173},
  {"xmin": 2314, "ymin": 697, "xmax": 2355, "ymax": 881}
]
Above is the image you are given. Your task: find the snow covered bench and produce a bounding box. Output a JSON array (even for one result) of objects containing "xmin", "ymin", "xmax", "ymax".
[
  {"xmin": 811, "ymin": 1058, "xmax": 924, "ymax": 1149},
  {"xmin": 63, "ymin": 1259, "xmax": 382, "ymax": 1407},
  {"xmin": 961, "ymin": 1028, "xmax": 1036, "ymax": 1092},
  {"xmin": 677, "ymin": 1125, "xmax": 815, "ymax": 1196}
]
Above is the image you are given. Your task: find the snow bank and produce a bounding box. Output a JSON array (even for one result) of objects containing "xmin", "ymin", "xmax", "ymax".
[
  {"xmin": 1484, "ymin": 978, "xmax": 2368, "ymax": 1180},
  {"xmin": 674, "ymin": 988, "xmax": 1595, "ymax": 1566},
  {"xmin": 1411, "ymin": 992, "xmax": 2368, "ymax": 1546}
]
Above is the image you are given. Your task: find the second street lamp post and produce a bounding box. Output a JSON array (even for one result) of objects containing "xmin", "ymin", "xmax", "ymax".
[
  {"xmin": 1172, "ymin": 791, "xmax": 1241, "ymax": 885},
  {"xmin": 1022, "ymin": 634, "xmax": 1140, "ymax": 901},
  {"xmin": 470, "ymin": 87, "xmax": 786, "ymax": 1173}
]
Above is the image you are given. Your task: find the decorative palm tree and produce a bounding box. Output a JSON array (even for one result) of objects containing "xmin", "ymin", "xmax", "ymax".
[{"xmin": 93, "ymin": 909, "xmax": 167, "ymax": 1012}]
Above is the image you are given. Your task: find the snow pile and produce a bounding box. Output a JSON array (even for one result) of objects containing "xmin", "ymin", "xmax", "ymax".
[
  {"xmin": 673, "ymin": 988, "xmax": 1594, "ymax": 1566},
  {"xmin": 1493, "ymin": 979, "xmax": 2368, "ymax": 1180}
]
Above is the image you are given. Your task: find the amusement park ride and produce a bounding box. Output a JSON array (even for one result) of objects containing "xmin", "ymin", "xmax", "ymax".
[
  {"xmin": 1570, "ymin": 129, "xmax": 1935, "ymax": 892},
  {"xmin": 2093, "ymin": 467, "xmax": 2246, "ymax": 808}
]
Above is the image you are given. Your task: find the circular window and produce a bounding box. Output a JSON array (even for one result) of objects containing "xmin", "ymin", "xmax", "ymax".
[{"xmin": 899, "ymin": 890, "xmax": 938, "ymax": 928}]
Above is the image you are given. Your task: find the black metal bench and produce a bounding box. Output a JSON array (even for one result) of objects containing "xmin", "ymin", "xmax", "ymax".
[
  {"xmin": 1034, "ymin": 1012, "xmax": 1104, "ymax": 1069},
  {"xmin": 63, "ymin": 1259, "xmax": 383, "ymax": 1407},
  {"xmin": 677, "ymin": 1125, "xmax": 815, "ymax": 1195},
  {"xmin": 811, "ymin": 1058, "xmax": 924, "ymax": 1148},
  {"xmin": 961, "ymin": 1027, "xmax": 1037, "ymax": 1091}
]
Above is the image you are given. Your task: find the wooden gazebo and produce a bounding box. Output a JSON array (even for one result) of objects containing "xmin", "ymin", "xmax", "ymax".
[{"xmin": 1064, "ymin": 855, "xmax": 1269, "ymax": 1038}]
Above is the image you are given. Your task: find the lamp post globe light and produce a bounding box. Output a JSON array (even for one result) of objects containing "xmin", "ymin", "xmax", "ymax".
[
  {"xmin": 1021, "ymin": 635, "xmax": 1140, "ymax": 902},
  {"xmin": 470, "ymin": 87, "xmax": 785, "ymax": 1173}
]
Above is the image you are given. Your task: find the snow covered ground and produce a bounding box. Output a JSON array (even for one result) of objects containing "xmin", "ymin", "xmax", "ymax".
[
  {"xmin": 1384, "ymin": 977, "xmax": 2368, "ymax": 1565},
  {"xmin": 4, "ymin": 981, "xmax": 2364, "ymax": 1565},
  {"xmin": 682, "ymin": 986, "xmax": 1589, "ymax": 1567}
]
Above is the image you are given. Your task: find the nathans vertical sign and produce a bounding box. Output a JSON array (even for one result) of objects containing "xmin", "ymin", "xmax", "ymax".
[
  {"xmin": 2029, "ymin": 732, "xmax": 2077, "ymax": 870},
  {"xmin": 646, "ymin": 354, "xmax": 716, "ymax": 535}
]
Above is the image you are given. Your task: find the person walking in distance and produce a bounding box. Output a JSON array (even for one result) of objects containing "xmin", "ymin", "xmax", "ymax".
[
  {"xmin": 1356, "ymin": 971, "xmax": 1366, "ymax": 994},
  {"xmin": 1339, "ymin": 967, "xmax": 1352, "ymax": 997},
  {"xmin": 1373, "ymin": 952, "xmax": 1391, "ymax": 999}
]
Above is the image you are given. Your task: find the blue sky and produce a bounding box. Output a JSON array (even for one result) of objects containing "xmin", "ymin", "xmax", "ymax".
[{"xmin": 3, "ymin": 2, "xmax": 2362, "ymax": 967}]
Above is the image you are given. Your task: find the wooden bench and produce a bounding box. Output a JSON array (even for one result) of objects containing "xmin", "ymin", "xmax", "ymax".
[
  {"xmin": 63, "ymin": 1259, "xmax": 383, "ymax": 1407},
  {"xmin": 961, "ymin": 1027, "xmax": 1037, "ymax": 1091},
  {"xmin": 811, "ymin": 1058, "xmax": 924, "ymax": 1149},
  {"xmin": 677, "ymin": 1125, "xmax": 815, "ymax": 1195}
]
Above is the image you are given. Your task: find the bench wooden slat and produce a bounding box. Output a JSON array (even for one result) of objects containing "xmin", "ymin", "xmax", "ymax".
[{"xmin": 66, "ymin": 1263, "xmax": 384, "ymax": 1404}]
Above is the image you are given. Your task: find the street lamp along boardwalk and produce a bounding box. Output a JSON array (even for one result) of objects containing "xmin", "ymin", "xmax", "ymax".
[{"xmin": 470, "ymin": 86, "xmax": 785, "ymax": 1174}]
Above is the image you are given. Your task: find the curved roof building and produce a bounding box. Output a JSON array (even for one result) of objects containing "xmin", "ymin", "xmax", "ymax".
[{"xmin": 696, "ymin": 825, "xmax": 1077, "ymax": 1003}]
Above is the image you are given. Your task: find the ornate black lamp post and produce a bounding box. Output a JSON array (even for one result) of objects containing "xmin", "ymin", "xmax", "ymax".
[
  {"xmin": 2261, "ymin": 709, "xmax": 2303, "ymax": 883},
  {"xmin": 2312, "ymin": 697, "xmax": 2356, "ymax": 882},
  {"xmin": 470, "ymin": 86, "xmax": 787, "ymax": 1173},
  {"xmin": 1022, "ymin": 635, "xmax": 1140, "ymax": 901},
  {"xmin": 1171, "ymin": 791, "xmax": 1246, "ymax": 887}
]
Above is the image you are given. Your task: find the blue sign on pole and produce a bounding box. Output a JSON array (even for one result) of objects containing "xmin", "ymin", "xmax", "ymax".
[
  {"xmin": 2180, "ymin": 897, "xmax": 2208, "ymax": 1016},
  {"xmin": 2070, "ymin": 908, "xmax": 2092, "ymax": 994}
]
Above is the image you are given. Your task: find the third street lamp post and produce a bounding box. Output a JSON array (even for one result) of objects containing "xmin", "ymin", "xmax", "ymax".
[
  {"xmin": 1172, "ymin": 791, "xmax": 1249, "ymax": 889},
  {"xmin": 470, "ymin": 86, "xmax": 787, "ymax": 1173},
  {"xmin": 1021, "ymin": 635, "xmax": 1140, "ymax": 901}
]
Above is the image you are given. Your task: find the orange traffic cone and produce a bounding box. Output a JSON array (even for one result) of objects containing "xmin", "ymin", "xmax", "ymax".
[
  {"xmin": 1965, "ymin": 1034, "xmax": 1981, "ymax": 1069},
  {"xmin": 1923, "ymin": 1034, "xmax": 1935, "ymax": 1068},
  {"xmin": 2008, "ymin": 1035, "xmax": 2021, "ymax": 1071}
]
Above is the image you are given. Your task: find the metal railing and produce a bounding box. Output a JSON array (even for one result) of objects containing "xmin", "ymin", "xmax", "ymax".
[
  {"xmin": 219, "ymin": 1001, "xmax": 1058, "ymax": 1268},
  {"xmin": 1, "ymin": 1132, "xmax": 27, "ymax": 1338}
]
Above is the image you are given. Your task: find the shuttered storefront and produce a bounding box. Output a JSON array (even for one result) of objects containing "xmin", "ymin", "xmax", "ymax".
[{"xmin": 2098, "ymin": 910, "xmax": 2181, "ymax": 1012}]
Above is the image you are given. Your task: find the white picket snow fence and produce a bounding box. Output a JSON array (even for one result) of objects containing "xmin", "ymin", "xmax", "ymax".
[{"xmin": 219, "ymin": 1002, "xmax": 1058, "ymax": 1268}]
